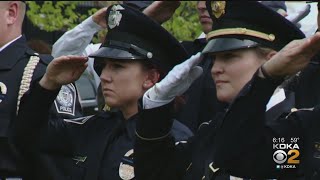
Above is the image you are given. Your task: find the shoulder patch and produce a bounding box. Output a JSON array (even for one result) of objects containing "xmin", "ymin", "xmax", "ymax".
[
  {"xmin": 54, "ymin": 84, "xmax": 77, "ymax": 116},
  {"xmin": 64, "ymin": 115, "xmax": 94, "ymax": 125}
]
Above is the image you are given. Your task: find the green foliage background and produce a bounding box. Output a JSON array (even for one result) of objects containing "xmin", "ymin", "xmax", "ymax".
[
  {"xmin": 26, "ymin": 1, "xmax": 202, "ymax": 43},
  {"xmin": 163, "ymin": 1, "xmax": 202, "ymax": 41}
]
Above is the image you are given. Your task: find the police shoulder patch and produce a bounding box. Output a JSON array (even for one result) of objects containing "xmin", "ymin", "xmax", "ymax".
[
  {"xmin": 64, "ymin": 115, "xmax": 94, "ymax": 125},
  {"xmin": 54, "ymin": 84, "xmax": 77, "ymax": 116}
]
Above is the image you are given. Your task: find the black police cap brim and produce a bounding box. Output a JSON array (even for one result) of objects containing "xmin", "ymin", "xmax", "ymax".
[
  {"xmin": 202, "ymin": 38, "xmax": 260, "ymax": 55},
  {"xmin": 89, "ymin": 47, "xmax": 146, "ymax": 60}
]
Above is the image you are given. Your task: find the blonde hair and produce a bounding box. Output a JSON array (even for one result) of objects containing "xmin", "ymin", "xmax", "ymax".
[{"xmin": 254, "ymin": 46, "xmax": 275, "ymax": 59}]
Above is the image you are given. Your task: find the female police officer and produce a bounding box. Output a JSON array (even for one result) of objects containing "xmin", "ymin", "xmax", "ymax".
[
  {"xmin": 133, "ymin": 1, "xmax": 320, "ymax": 179},
  {"xmin": 206, "ymin": 2, "xmax": 320, "ymax": 179},
  {"xmin": 11, "ymin": 4, "xmax": 193, "ymax": 180}
]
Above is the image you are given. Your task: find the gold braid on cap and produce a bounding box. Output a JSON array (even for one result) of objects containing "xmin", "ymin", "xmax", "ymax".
[
  {"xmin": 16, "ymin": 54, "xmax": 40, "ymax": 114},
  {"xmin": 206, "ymin": 28, "xmax": 276, "ymax": 42}
]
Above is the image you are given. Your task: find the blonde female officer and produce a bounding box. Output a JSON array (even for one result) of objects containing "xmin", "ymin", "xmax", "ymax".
[{"xmin": 133, "ymin": 1, "xmax": 320, "ymax": 179}]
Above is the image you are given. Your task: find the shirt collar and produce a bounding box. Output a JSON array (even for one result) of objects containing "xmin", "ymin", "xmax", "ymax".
[
  {"xmin": 0, "ymin": 35, "xmax": 29, "ymax": 70},
  {"xmin": 198, "ymin": 32, "xmax": 206, "ymax": 39},
  {"xmin": 123, "ymin": 113, "xmax": 138, "ymax": 140},
  {"xmin": 0, "ymin": 35, "xmax": 22, "ymax": 53}
]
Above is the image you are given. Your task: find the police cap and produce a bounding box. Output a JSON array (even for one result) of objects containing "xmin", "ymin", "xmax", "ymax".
[
  {"xmin": 123, "ymin": 1, "xmax": 153, "ymax": 11},
  {"xmin": 202, "ymin": 1, "xmax": 305, "ymax": 55},
  {"xmin": 89, "ymin": 4, "xmax": 188, "ymax": 75}
]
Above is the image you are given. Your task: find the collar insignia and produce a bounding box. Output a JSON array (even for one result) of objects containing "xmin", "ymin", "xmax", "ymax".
[{"xmin": 72, "ymin": 155, "xmax": 87, "ymax": 164}]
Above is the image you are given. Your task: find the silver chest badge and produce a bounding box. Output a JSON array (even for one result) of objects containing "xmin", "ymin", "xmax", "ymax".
[
  {"xmin": 119, "ymin": 149, "xmax": 135, "ymax": 180},
  {"xmin": 108, "ymin": 5, "xmax": 125, "ymax": 29}
]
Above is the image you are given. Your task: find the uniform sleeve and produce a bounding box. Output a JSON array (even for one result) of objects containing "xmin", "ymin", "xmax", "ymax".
[
  {"xmin": 11, "ymin": 79, "xmax": 72, "ymax": 155},
  {"xmin": 52, "ymin": 16, "xmax": 102, "ymax": 58},
  {"xmin": 213, "ymin": 73, "xmax": 302, "ymax": 178},
  {"xmin": 30, "ymin": 57, "xmax": 84, "ymax": 123},
  {"xmin": 134, "ymin": 102, "xmax": 193, "ymax": 180}
]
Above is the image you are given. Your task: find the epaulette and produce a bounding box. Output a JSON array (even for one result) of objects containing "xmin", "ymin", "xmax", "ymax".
[
  {"xmin": 38, "ymin": 54, "xmax": 54, "ymax": 65},
  {"xmin": 25, "ymin": 48, "xmax": 53, "ymax": 65},
  {"xmin": 25, "ymin": 48, "xmax": 37, "ymax": 56}
]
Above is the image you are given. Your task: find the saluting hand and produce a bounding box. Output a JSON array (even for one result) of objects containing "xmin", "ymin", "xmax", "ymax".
[
  {"xmin": 40, "ymin": 56, "xmax": 88, "ymax": 90},
  {"xmin": 143, "ymin": 1, "xmax": 180, "ymax": 24},
  {"xmin": 263, "ymin": 32, "xmax": 320, "ymax": 78},
  {"xmin": 143, "ymin": 53, "xmax": 203, "ymax": 109},
  {"xmin": 92, "ymin": 7, "xmax": 109, "ymax": 28}
]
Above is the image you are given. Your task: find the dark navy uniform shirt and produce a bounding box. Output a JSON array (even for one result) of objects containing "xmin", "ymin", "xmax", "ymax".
[
  {"xmin": 0, "ymin": 36, "xmax": 82, "ymax": 177},
  {"xmin": 134, "ymin": 71, "xmax": 320, "ymax": 180},
  {"xmin": 176, "ymin": 39, "xmax": 222, "ymax": 133},
  {"xmin": 12, "ymin": 80, "xmax": 193, "ymax": 180}
]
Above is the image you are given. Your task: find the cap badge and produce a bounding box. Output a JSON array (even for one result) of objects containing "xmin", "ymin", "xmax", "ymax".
[
  {"xmin": 211, "ymin": 1, "xmax": 226, "ymax": 19},
  {"xmin": 108, "ymin": 5, "xmax": 125, "ymax": 29}
]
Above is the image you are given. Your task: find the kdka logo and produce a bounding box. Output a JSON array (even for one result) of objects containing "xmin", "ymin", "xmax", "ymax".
[{"xmin": 272, "ymin": 137, "xmax": 300, "ymax": 169}]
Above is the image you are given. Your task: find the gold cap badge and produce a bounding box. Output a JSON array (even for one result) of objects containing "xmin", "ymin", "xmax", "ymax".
[{"xmin": 211, "ymin": 1, "xmax": 226, "ymax": 19}]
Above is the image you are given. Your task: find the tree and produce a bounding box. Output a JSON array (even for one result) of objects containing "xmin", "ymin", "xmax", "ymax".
[
  {"xmin": 163, "ymin": 1, "xmax": 202, "ymax": 41},
  {"xmin": 26, "ymin": 1, "xmax": 94, "ymax": 32},
  {"xmin": 26, "ymin": 1, "xmax": 201, "ymax": 42}
]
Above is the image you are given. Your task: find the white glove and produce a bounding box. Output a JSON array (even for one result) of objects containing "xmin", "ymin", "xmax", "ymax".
[{"xmin": 143, "ymin": 52, "xmax": 203, "ymax": 109}]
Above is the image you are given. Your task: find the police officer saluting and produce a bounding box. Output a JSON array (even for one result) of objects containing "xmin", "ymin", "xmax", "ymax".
[
  {"xmin": 12, "ymin": 4, "xmax": 192, "ymax": 180},
  {"xmin": 0, "ymin": 1, "xmax": 82, "ymax": 179},
  {"xmin": 133, "ymin": 1, "xmax": 320, "ymax": 179},
  {"xmin": 212, "ymin": 2, "xmax": 320, "ymax": 179}
]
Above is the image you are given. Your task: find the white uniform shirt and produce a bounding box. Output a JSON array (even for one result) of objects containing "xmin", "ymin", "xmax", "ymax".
[{"xmin": 52, "ymin": 16, "xmax": 103, "ymax": 88}]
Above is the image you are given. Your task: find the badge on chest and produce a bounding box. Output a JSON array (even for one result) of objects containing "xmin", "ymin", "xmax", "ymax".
[{"xmin": 119, "ymin": 149, "xmax": 135, "ymax": 180}]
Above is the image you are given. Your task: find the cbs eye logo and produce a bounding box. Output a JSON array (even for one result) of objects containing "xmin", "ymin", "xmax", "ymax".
[{"xmin": 273, "ymin": 149, "xmax": 300, "ymax": 164}]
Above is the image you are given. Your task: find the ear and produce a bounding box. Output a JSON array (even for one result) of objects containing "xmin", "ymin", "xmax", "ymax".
[
  {"xmin": 143, "ymin": 69, "xmax": 160, "ymax": 89},
  {"xmin": 265, "ymin": 50, "xmax": 277, "ymax": 61},
  {"xmin": 7, "ymin": 2, "xmax": 19, "ymax": 25}
]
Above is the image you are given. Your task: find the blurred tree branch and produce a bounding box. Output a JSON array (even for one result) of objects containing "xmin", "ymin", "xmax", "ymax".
[{"xmin": 26, "ymin": 1, "xmax": 201, "ymax": 43}]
